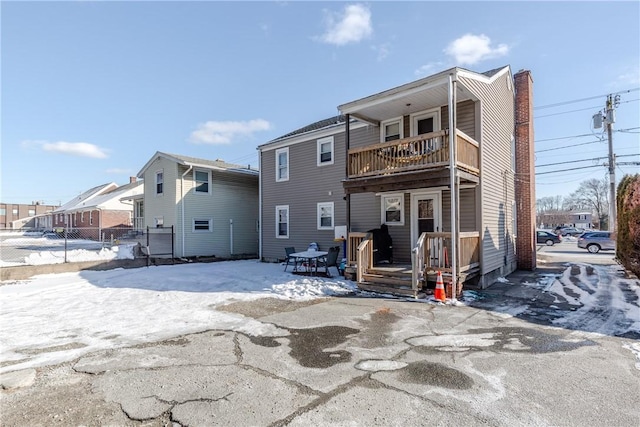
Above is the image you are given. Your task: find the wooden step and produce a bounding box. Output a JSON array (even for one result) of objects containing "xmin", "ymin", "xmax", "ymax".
[
  {"xmin": 357, "ymin": 282, "xmax": 423, "ymax": 298},
  {"xmin": 362, "ymin": 273, "xmax": 413, "ymax": 287}
]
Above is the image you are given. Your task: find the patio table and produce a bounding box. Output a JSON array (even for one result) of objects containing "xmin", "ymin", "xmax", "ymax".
[{"xmin": 289, "ymin": 250, "xmax": 328, "ymax": 276}]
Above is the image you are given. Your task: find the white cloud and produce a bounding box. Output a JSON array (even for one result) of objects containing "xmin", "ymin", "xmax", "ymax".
[
  {"xmin": 444, "ymin": 33, "xmax": 509, "ymax": 65},
  {"xmin": 317, "ymin": 4, "xmax": 372, "ymax": 46},
  {"xmin": 415, "ymin": 61, "xmax": 446, "ymax": 76},
  {"xmin": 105, "ymin": 168, "xmax": 132, "ymax": 174},
  {"xmin": 33, "ymin": 141, "xmax": 109, "ymax": 158},
  {"xmin": 372, "ymin": 43, "xmax": 390, "ymax": 61},
  {"xmin": 189, "ymin": 119, "xmax": 272, "ymax": 145}
]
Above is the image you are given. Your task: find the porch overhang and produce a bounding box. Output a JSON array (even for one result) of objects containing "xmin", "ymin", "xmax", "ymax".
[
  {"xmin": 342, "ymin": 168, "xmax": 479, "ymax": 195},
  {"xmin": 338, "ymin": 68, "xmax": 477, "ymax": 123}
]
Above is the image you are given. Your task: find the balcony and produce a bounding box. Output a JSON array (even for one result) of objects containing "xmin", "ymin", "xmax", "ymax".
[{"xmin": 344, "ymin": 129, "xmax": 479, "ymax": 193}]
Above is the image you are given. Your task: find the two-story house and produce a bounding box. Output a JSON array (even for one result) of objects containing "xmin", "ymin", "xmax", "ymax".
[
  {"xmin": 259, "ymin": 66, "xmax": 536, "ymax": 297},
  {"xmin": 137, "ymin": 152, "xmax": 259, "ymax": 258}
]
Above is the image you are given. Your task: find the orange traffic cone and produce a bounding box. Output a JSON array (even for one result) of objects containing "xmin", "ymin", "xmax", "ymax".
[{"xmin": 434, "ymin": 271, "xmax": 446, "ymax": 302}]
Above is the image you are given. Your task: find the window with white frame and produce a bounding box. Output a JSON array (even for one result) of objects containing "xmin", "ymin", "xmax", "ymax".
[
  {"xmin": 193, "ymin": 218, "xmax": 212, "ymax": 232},
  {"xmin": 155, "ymin": 171, "xmax": 164, "ymax": 195},
  {"xmin": 381, "ymin": 194, "xmax": 404, "ymax": 225},
  {"xmin": 276, "ymin": 205, "xmax": 289, "ymax": 238},
  {"xmin": 317, "ymin": 136, "xmax": 334, "ymax": 166},
  {"xmin": 154, "ymin": 216, "xmax": 163, "ymax": 228},
  {"xmin": 81, "ymin": 212, "xmax": 84, "ymax": 223},
  {"xmin": 194, "ymin": 169, "xmax": 210, "ymax": 194},
  {"xmin": 317, "ymin": 202, "xmax": 334, "ymax": 230},
  {"xmin": 28, "ymin": 209, "xmax": 36, "ymax": 216},
  {"xmin": 0, "ymin": 208, "xmax": 5, "ymax": 216},
  {"xmin": 276, "ymin": 148, "xmax": 289, "ymax": 182},
  {"xmin": 89, "ymin": 212, "xmax": 93, "ymax": 225},
  {"xmin": 12, "ymin": 208, "xmax": 18, "ymax": 215},
  {"xmin": 381, "ymin": 118, "xmax": 402, "ymax": 142}
]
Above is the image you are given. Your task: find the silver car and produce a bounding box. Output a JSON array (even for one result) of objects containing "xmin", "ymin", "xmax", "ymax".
[{"xmin": 577, "ymin": 231, "xmax": 616, "ymax": 253}]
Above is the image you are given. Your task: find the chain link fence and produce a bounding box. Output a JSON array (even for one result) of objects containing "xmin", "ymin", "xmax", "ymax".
[{"xmin": 0, "ymin": 227, "xmax": 149, "ymax": 267}]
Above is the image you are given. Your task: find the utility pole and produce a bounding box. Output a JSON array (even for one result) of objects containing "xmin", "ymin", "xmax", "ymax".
[{"xmin": 593, "ymin": 94, "xmax": 619, "ymax": 232}]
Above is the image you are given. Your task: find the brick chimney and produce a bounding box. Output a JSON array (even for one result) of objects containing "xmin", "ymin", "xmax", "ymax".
[
  {"xmin": 129, "ymin": 176, "xmax": 137, "ymax": 184},
  {"xmin": 514, "ymin": 69, "xmax": 536, "ymax": 270}
]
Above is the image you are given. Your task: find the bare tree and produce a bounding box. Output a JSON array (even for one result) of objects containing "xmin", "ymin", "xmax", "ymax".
[{"xmin": 567, "ymin": 178, "xmax": 609, "ymax": 229}]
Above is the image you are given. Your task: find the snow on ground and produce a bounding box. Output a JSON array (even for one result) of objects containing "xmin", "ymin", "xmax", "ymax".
[
  {"xmin": 1, "ymin": 250, "xmax": 639, "ymax": 374},
  {"xmin": 1, "ymin": 234, "xmax": 135, "ymax": 266},
  {"xmin": 0, "ymin": 260, "xmax": 357, "ymax": 373}
]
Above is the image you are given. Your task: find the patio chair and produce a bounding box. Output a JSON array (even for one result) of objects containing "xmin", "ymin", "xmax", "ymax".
[
  {"xmin": 284, "ymin": 247, "xmax": 299, "ymax": 272},
  {"xmin": 318, "ymin": 246, "xmax": 341, "ymax": 277}
]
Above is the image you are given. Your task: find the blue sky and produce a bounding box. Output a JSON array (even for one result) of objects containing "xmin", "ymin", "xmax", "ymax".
[{"xmin": 2, "ymin": 1, "xmax": 638, "ymax": 206}]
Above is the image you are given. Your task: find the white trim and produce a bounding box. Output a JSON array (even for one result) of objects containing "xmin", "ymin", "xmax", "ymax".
[
  {"xmin": 410, "ymin": 191, "xmax": 442, "ymax": 245},
  {"xmin": 409, "ymin": 108, "xmax": 441, "ymax": 136},
  {"xmin": 380, "ymin": 117, "xmax": 403, "ymax": 142},
  {"xmin": 275, "ymin": 147, "xmax": 289, "ymax": 182},
  {"xmin": 317, "ymin": 202, "xmax": 334, "ymax": 230},
  {"xmin": 380, "ymin": 193, "xmax": 405, "ymax": 226},
  {"xmin": 193, "ymin": 169, "xmax": 212, "ymax": 195},
  {"xmin": 192, "ymin": 218, "xmax": 212, "ymax": 232},
  {"xmin": 155, "ymin": 170, "xmax": 164, "ymax": 196},
  {"xmin": 276, "ymin": 205, "xmax": 289, "ymax": 238},
  {"xmin": 317, "ymin": 136, "xmax": 335, "ymax": 166}
]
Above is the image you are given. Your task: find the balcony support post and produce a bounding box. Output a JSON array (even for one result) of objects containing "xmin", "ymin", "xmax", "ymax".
[{"xmin": 448, "ymin": 74, "xmax": 458, "ymax": 301}]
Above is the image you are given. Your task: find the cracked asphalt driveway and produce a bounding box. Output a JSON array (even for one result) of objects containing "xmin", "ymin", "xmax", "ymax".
[{"xmin": 2, "ymin": 281, "xmax": 639, "ymax": 427}]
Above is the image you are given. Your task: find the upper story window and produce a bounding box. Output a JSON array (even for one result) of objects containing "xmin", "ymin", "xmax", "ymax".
[
  {"xmin": 381, "ymin": 193, "xmax": 404, "ymax": 226},
  {"xmin": 317, "ymin": 202, "xmax": 334, "ymax": 230},
  {"xmin": 28, "ymin": 209, "xmax": 36, "ymax": 216},
  {"xmin": 276, "ymin": 147, "xmax": 289, "ymax": 182},
  {"xmin": 317, "ymin": 136, "xmax": 334, "ymax": 166},
  {"xmin": 194, "ymin": 169, "xmax": 211, "ymax": 194},
  {"xmin": 12, "ymin": 208, "xmax": 18, "ymax": 215},
  {"xmin": 0, "ymin": 208, "xmax": 5, "ymax": 216},
  {"xmin": 276, "ymin": 205, "xmax": 289, "ymax": 238},
  {"xmin": 381, "ymin": 118, "xmax": 402, "ymax": 142},
  {"xmin": 155, "ymin": 171, "xmax": 164, "ymax": 195}
]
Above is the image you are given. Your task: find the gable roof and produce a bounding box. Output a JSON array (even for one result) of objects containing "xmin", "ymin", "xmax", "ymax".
[
  {"xmin": 268, "ymin": 115, "xmax": 346, "ymax": 143},
  {"xmin": 64, "ymin": 181, "xmax": 144, "ymax": 212},
  {"xmin": 137, "ymin": 151, "xmax": 259, "ymax": 178},
  {"xmin": 53, "ymin": 183, "xmax": 118, "ymax": 213}
]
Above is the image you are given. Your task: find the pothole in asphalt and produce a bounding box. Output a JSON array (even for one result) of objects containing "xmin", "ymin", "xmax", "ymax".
[
  {"xmin": 398, "ymin": 361, "xmax": 473, "ymax": 389},
  {"xmin": 249, "ymin": 325, "xmax": 359, "ymax": 369}
]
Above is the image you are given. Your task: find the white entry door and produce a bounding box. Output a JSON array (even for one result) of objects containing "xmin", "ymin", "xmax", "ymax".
[{"xmin": 410, "ymin": 192, "xmax": 441, "ymax": 245}]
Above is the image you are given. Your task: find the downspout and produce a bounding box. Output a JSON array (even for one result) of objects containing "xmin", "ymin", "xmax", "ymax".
[
  {"xmin": 181, "ymin": 165, "xmax": 193, "ymax": 258},
  {"xmin": 258, "ymin": 150, "xmax": 262, "ymax": 261},
  {"xmin": 448, "ymin": 74, "xmax": 458, "ymax": 301}
]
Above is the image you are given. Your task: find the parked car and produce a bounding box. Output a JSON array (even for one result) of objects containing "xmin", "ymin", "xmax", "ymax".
[
  {"xmin": 556, "ymin": 227, "xmax": 584, "ymax": 236},
  {"xmin": 537, "ymin": 230, "xmax": 562, "ymax": 246},
  {"xmin": 577, "ymin": 231, "xmax": 616, "ymax": 253}
]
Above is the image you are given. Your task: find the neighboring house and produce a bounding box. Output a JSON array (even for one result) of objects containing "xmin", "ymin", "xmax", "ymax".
[
  {"xmin": 50, "ymin": 183, "xmax": 119, "ymax": 231},
  {"xmin": 0, "ymin": 202, "xmax": 60, "ymax": 230},
  {"xmin": 259, "ymin": 66, "xmax": 536, "ymax": 294},
  {"xmin": 52, "ymin": 179, "xmax": 143, "ymax": 241},
  {"xmin": 537, "ymin": 211, "xmax": 594, "ymax": 230},
  {"xmin": 137, "ymin": 152, "xmax": 259, "ymax": 258}
]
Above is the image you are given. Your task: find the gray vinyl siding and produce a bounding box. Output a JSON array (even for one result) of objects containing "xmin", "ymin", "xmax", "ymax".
[
  {"xmin": 441, "ymin": 188, "xmax": 477, "ymax": 233},
  {"xmin": 441, "ymin": 100, "xmax": 476, "ymax": 140},
  {"xmin": 143, "ymin": 156, "xmax": 178, "ymax": 230},
  {"xmin": 260, "ymin": 128, "xmax": 361, "ymax": 261},
  {"xmin": 458, "ymin": 71, "xmax": 516, "ymax": 275},
  {"xmin": 179, "ymin": 167, "xmax": 258, "ymax": 258}
]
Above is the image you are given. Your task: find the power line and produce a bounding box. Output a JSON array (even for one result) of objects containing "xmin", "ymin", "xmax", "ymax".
[
  {"xmin": 535, "ymin": 99, "xmax": 639, "ymax": 119},
  {"xmin": 536, "ymin": 153, "xmax": 639, "ymax": 168},
  {"xmin": 535, "ymin": 164, "xmax": 604, "ymax": 176},
  {"xmin": 534, "ymin": 87, "xmax": 640, "ymax": 110},
  {"xmin": 535, "ymin": 139, "xmax": 604, "ymax": 153},
  {"xmin": 534, "ymin": 127, "xmax": 639, "ymax": 144}
]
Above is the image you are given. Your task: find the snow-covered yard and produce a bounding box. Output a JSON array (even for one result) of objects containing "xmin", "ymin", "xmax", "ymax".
[{"xmin": 1, "ymin": 255, "xmax": 639, "ymax": 375}]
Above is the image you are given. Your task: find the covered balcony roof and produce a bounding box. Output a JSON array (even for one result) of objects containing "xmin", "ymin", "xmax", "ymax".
[{"xmin": 338, "ymin": 66, "xmax": 507, "ymax": 125}]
